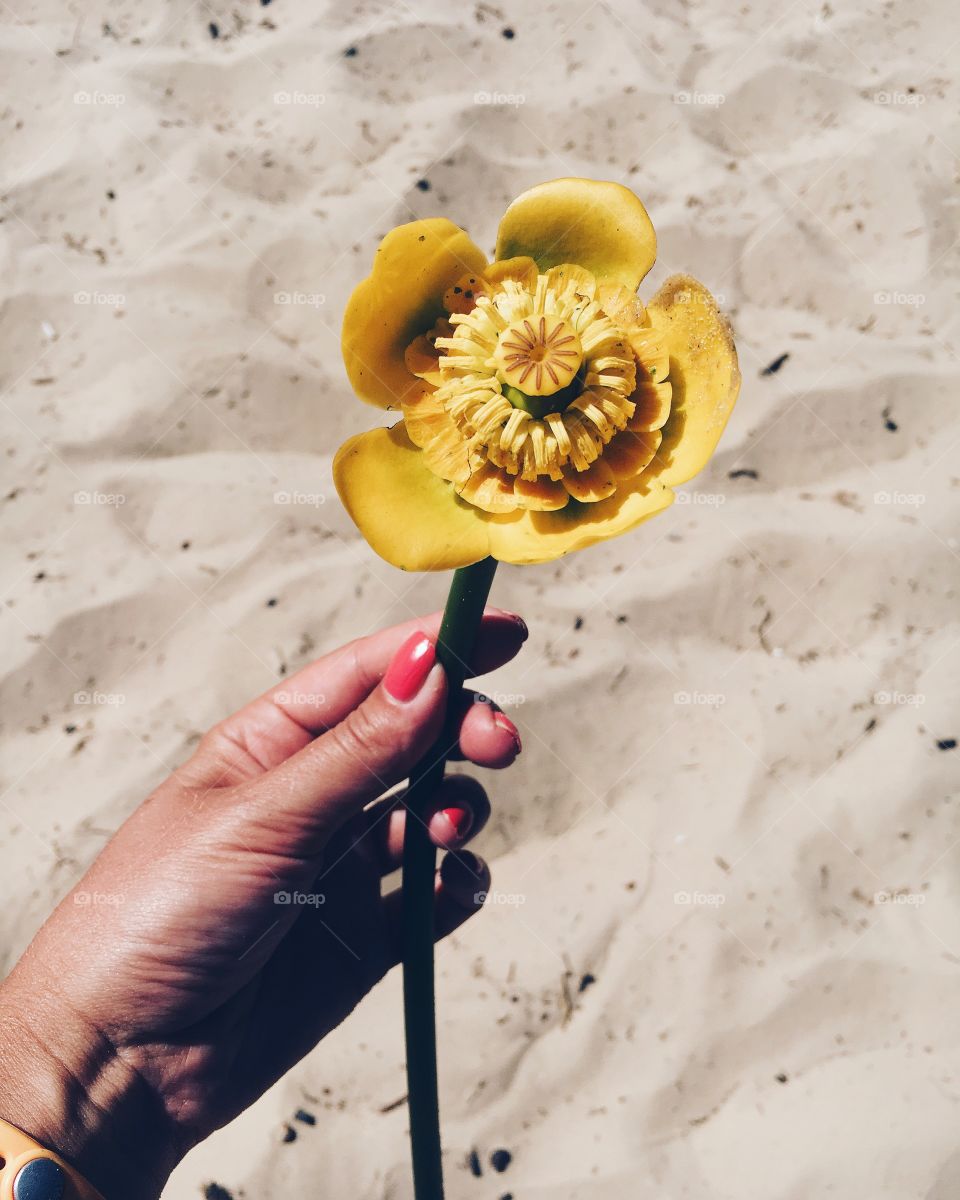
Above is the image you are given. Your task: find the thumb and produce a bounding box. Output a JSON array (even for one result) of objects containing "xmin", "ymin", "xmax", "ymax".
[{"xmin": 232, "ymin": 632, "xmax": 448, "ymax": 859}]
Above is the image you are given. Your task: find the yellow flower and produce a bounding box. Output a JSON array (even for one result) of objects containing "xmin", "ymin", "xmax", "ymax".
[{"xmin": 335, "ymin": 178, "xmax": 740, "ymax": 570}]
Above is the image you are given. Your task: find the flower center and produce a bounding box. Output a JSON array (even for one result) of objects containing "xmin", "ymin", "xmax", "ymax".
[{"xmin": 493, "ymin": 315, "xmax": 583, "ymax": 397}]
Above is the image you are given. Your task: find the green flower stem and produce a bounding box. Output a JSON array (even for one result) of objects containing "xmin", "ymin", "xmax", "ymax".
[{"xmin": 402, "ymin": 555, "xmax": 499, "ymax": 1200}]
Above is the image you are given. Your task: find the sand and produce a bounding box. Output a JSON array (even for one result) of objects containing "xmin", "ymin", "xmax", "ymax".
[{"xmin": 2, "ymin": 0, "xmax": 958, "ymax": 1196}]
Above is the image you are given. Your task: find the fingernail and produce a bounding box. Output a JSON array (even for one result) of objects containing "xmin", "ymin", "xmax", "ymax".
[
  {"xmin": 384, "ymin": 633, "xmax": 437, "ymax": 702},
  {"xmin": 489, "ymin": 608, "xmax": 529, "ymax": 641},
  {"xmin": 438, "ymin": 805, "xmax": 473, "ymax": 840},
  {"xmin": 493, "ymin": 711, "xmax": 522, "ymax": 754},
  {"xmin": 441, "ymin": 850, "xmax": 490, "ymax": 907}
]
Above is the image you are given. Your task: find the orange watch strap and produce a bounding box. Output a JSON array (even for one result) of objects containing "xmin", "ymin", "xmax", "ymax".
[{"xmin": 0, "ymin": 1120, "xmax": 105, "ymax": 1200}]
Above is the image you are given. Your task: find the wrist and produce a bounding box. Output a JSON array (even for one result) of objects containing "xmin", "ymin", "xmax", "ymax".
[{"xmin": 0, "ymin": 986, "xmax": 177, "ymax": 1200}]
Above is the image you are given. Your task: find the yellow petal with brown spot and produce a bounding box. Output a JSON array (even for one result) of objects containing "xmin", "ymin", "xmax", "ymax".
[{"xmin": 343, "ymin": 218, "xmax": 487, "ymax": 410}]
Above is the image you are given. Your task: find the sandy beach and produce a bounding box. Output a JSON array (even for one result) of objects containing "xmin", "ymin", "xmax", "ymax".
[{"xmin": 2, "ymin": 0, "xmax": 958, "ymax": 1196}]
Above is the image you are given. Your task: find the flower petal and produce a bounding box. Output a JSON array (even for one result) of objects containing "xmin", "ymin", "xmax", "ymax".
[
  {"xmin": 645, "ymin": 275, "xmax": 740, "ymax": 486},
  {"xmin": 486, "ymin": 476, "xmax": 674, "ymax": 566},
  {"xmin": 603, "ymin": 429, "xmax": 662, "ymax": 480},
  {"xmin": 561, "ymin": 458, "xmax": 617, "ymax": 502},
  {"xmin": 342, "ymin": 219, "xmax": 488, "ymax": 410},
  {"xmin": 514, "ymin": 476, "xmax": 569, "ymax": 510},
  {"xmin": 628, "ymin": 381, "xmax": 672, "ymax": 431},
  {"xmin": 456, "ymin": 464, "xmax": 522, "ymax": 513},
  {"xmin": 484, "ymin": 256, "xmax": 540, "ymax": 290},
  {"xmin": 495, "ymin": 178, "xmax": 657, "ymax": 289},
  {"xmin": 333, "ymin": 424, "xmax": 490, "ymax": 571}
]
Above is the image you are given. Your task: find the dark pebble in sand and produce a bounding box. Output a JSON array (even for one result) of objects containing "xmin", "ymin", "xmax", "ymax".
[
  {"xmin": 281, "ymin": 1123, "xmax": 297, "ymax": 1142},
  {"xmin": 491, "ymin": 1148, "xmax": 512, "ymax": 1173},
  {"xmin": 266, "ymin": 597, "xmax": 278, "ymax": 607},
  {"xmin": 884, "ymin": 418, "xmax": 898, "ymax": 431},
  {"xmin": 502, "ymin": 27, "xmax": 515, "ymax": 38},
  {"xmin": 468, "ymin": 1148, "xmax": 482, "ymax": 1177},
  {"xmin": 204, "ymin": 1186, "xmax": 234, "ymax": 1200},
  {"xmin": 208, "ymin": 21, "xmax": 220, "ymax": 38},
  {"xmin": 760, "ymin": 353, "xmax": 789, "ymax": 376},
  {"xmin": 579, "ymin": 973, "xmax": 596, "ymax": 992},
  {"xmin": 728, "ymin": 468, "xmax": 758, "ymax": 480},
  {"xmin": 937, "ymin": 738, "xmax": 957, "ymax": 751},
  {"xmin": 106, "ymin": 189, "xmax": 116, "ymax": 199},
  {"xmin": 344, "ymin": 45, "xmax": 358, "ymax": 56},
  {"xmin": 416, "ymin": 179, "xmax": 431, "ymax": 191},
  {"xmin": 295, "ymin": 1108, "xmax": 316, "ymax": 1125},
  {"xmin": 775, "ymin": 1072, "xmax": 788, "ymax": 1083},
  {"xmin": 574, "ymin": 615, "xmax": 584, "ymax": 630}
]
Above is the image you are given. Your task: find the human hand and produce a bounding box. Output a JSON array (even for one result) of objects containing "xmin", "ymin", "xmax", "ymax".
[{"xmin": 0, "ymin": 609, "xmax": 526, "ymax": 1200}]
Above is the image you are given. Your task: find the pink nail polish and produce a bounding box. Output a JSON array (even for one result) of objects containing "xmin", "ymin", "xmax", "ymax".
[
  {"xmin": 383, "ymin": 633, "xmax": 437, "ymax": 702},
  {"xmin": 439, "ymin": 805, "xmax": 473, "ymax": 840},
  {"xmin": 493, "ymin": 711, "xmax": 522, "ymax": 753}
]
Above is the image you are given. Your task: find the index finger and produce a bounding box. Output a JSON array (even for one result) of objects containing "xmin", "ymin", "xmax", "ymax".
[{"xmin": 189, "ymin": 607, "xmax": 528, "ymax": 780}]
